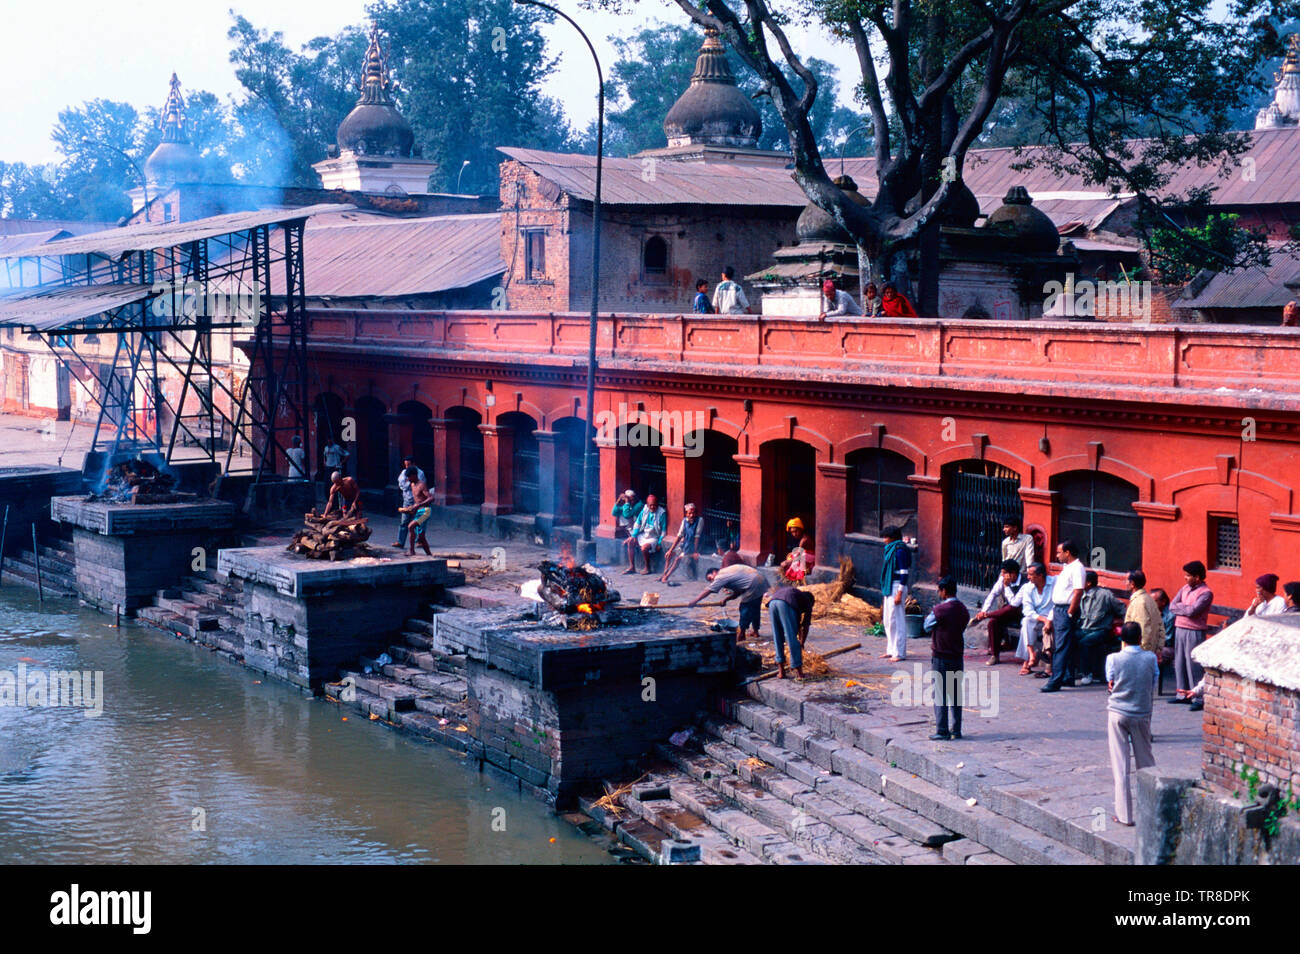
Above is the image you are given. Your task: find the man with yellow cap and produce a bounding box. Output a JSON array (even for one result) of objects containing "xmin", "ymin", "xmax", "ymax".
[{"xmin": 780, "ymin": 517, "xmax": 815, "ymax": 582}]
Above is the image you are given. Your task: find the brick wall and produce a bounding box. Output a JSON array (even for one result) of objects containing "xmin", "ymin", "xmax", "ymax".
[
  {"xmin": 497, "ymin": 159, "xmax": 799, "ymax": 315},
  {"xmin": 1201, "ymin": 668, "xmax": 1300, "ymax": 793}
]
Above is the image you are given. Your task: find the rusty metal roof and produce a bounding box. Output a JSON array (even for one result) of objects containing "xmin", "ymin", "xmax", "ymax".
[
  {"xmin": 0, "ymin": 283, "xmax": 156, "ymax": 331},
  {"xmin": 267, "ymin": 210, "xmax": 505, "ymax": 298},
  {"xmin": 2, "ymin": 203, "xmax": 354, "ymax": 260},
  {"xmin": 1176, "ymin": 246, "xmax": 1300, "ymax": 310},
  {"xmin": 499, "ymin": 147, "xmax": 808, "ymax": 207},
  {"xmin": 0, "ymin": 229, "xmax": 68, "ymax": 258}
]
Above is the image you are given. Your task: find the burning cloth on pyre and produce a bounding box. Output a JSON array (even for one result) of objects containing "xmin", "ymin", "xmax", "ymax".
[
  {"xmin": 287, "ymin": 511, "xmax": 373, "ymax": 560},
  {"xmin": 87, "ymin": 458, "xmax": 187, "ymax": 504}
]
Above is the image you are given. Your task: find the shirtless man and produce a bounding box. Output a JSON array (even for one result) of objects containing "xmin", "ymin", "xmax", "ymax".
[
  {"xmin": 324, "ymin": 471, "xmax": 363, "ymax": 517},
  {"xmin": 399, "ymin": 467, "xmax": 433, "ymax": 556}
]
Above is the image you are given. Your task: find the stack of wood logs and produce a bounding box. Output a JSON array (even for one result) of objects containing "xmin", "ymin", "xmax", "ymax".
[{"xmin": 286, "ymin": 512, "xmax": 372, "ymax": 560}]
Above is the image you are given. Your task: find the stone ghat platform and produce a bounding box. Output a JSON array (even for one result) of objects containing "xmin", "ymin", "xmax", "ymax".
[
  {"xmin": 217, "ymin": 546, "xmax": 463, "ymax": 690},
  {"xmin": 431, "ymin": 606, "xmax": 737, "ymax": 805},
  {"xmin": 50, "ymin": 495, "xmax": 237, "ymax": 613}
]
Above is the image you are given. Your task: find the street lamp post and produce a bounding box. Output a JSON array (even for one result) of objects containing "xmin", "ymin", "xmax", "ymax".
[
  {"xmin": 513, "ymin": 0, "xmax": 604, "ymax": 549},
  {"xmin": 456, "ymin": 159, "xmax": 471, "ymax": 194}
]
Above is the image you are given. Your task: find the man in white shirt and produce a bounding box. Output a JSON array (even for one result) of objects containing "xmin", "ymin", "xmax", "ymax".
[
  {"xmin": 1042, "ymin": 539, "xmax": 1086, "ymax": 692},
  {"xmin": 711, "ymin": 266, "xmax": 751, "ymax": 314},
  {"xmin": 1013, "ymin": 562, "xmax": 1056, "ymax": 674},
  {"xmin": 1245, "ymin": 573, "xmax": 1286, "ymax": 616},
  {"xmin": 285, "ymin": 436, "xmax": 308, "ymax": 482},
  {"xmin": 1000, "ymin": 516, "xmax": 1034, "ymax": 584},
  {"xmin": 323, "ymin": 440, "xmax": 347, "ymax": 481}
]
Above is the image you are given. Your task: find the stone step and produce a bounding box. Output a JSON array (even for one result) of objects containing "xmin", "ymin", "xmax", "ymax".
[
  {"xmin": 656, "ymin": 768, "xmax": 836, "ymax": 865},
  {"xmin": 941, "ymin": 837, "xmax": 1014, "ymax": 865},
  {"xmin": 0, "ymin": 560, "xmax": 77, "ymax": 596},
  {"xmin": 701, "ymin": 718, "xmax": 958, "ymax": 849},
  {"xmin": 12, "ymin": 549, "xmax": 75, "ymax": 577},
  {"xmin": 392, "ymin": 710, "xmax": 473, "ymax": 753},
  {"xmin": 729, "ymin": 694, "xmax": 1105, "ymax": 865},
  {"xmin": 743, "ymin": 678, "xmax": 1134, "ymax": 864},
  {"xmin": 401, "ymin": 630, "xmax": 434, "ymax": 651},
  {"xmin": 37, "ymin": 544, "xmax": 75, "ymax": 564},
  {"xmin": 615, "ymin": 783, "xmax": 754, "ymax": 865},
  {"xmin": 412, "ymin": 696, "xmax": 469, "ymax": 720},
  {"xmin": 443, "ymin": 586, "xmax": 511, "ymax": 610},
  {"xmin": 659, "ymin": 742, "xmax": 931, "ymax": 865},
  {"xmin": 338, "ymin": 671, "xmax": 421, "ymax": 711},
  {"xmin": 403, "ymin": 618, "xmax": 435, "ymax": 636}
]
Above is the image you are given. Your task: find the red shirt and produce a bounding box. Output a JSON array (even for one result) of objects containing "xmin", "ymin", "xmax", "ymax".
[{"xmin": 881, "ymin": 292, "xmax": 917, "ymax": 317}]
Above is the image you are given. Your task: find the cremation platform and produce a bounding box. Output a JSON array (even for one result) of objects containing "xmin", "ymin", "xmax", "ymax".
[
  {"xmin": 217, "ymin": 546, "xmax": 461, "ymax": 690},
  {"xmin": 51, "ymin": 495, "xmax": 237, "ymax": 612},
  {"xmin": 437, "ymin": 605, "xmax": 736, "ymax": 805}
]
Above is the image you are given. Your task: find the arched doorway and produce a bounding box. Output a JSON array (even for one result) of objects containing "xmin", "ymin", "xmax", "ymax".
[
  {"xmin": 686, "ymin": 430, "xmax": 740, "ymax": 553},
  {"xmin": 312, "ymin": 392, "xmax": 345, "ymax": 477},
  {"xmin": 621, "ymin": 423, "xmax": 667, "ymax": 502},
  {"xmin": 353, "ymin": 395, "xmax": 388, "ymax": 488},
  {"xmin": 1051, "ymin": 470, "xmax": 1142, "ymax": 572},
  {"xmin": 396, "ymin": 400, "xmax": 435, "ymax": 482},
  {"xmin": 445, "ymin": 406, "xmax": 484, "ymax": 506},
  {"xmin": 497, "ymin": 411, "xmax": 539, "ymax": 515},
  {"xmin": 554, "ymin": 416, "xmax": 598, "ymax": 526},
  {"xmin": 760, "ymin": 439, "xmax": 816, "ymax": 562},
  {"xmin": 944, "ymin": 460, "xmax": 1022, "ymax": 589}
]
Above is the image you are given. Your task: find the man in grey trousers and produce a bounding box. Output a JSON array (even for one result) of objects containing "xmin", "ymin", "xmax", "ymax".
[{"xmin": 1105, "ymin": 621, "xmax": 1158, "ymax": 826}]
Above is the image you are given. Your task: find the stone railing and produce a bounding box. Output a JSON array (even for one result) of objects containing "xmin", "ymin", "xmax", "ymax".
[{"xmin": 304, "ymin": 309, "xmax": 1300, "ymax": 403}]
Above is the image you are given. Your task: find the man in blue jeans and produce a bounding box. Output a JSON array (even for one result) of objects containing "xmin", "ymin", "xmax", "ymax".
[
  {"xmin": 924, "ymin": 576, "xmax": 970, "ymax": 740},
  {"xmin": 768, "ymin": 584, "xmax": 814, "ymax": 679},
  {"xmin": 1043, "ymin": 539, "xmax": 1086, "ymax": 692}
]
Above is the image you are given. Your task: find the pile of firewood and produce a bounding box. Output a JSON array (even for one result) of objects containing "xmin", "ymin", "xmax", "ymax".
[{"xmin": 286, "ymin": 511, "xmax": 372, "ymax": 560}]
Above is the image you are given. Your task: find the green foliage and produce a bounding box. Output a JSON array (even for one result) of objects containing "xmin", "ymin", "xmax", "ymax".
[
  {"xmin": 602, "ymin": 20, "xmax": 863, "ymax": 158},
  {"xmin": 371, "ymin": 0, "xmax": 581, "ymax": 193},
  {"xmin": 1144, "ymin": 209, "xmax": 1272, "ymax": 285},
  {"xmin": 1237, "ymin": 762, "xmax": 1300, "ymax": 841}
]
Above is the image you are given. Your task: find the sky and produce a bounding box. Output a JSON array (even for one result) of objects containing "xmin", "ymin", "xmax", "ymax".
[{"xmin": 1, "ymin": 0, "xmax": 863, "ymax": 166}]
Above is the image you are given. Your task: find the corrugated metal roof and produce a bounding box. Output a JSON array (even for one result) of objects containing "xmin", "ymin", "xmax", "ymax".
[
  {"xmin": 268, "ymin": 211, "xmax": 505, "ymax": 298},
  {"xmin": 0, "ymin": 283, "xmax": 155, "ymax": 331},
  {"xmin": 499, "ymin": 147, "xmax": 808, "ymax": 207},
  {"xmin": 0, "ymin": 229, "xmax": 68, "ymax": 257},
  {"xmin": 1176, "ymin": 247, "xmax": 1300, "ymax": 310},
  {"xmin": 2, "ymin": 203, "xmax": 354, "ymax": 260}
]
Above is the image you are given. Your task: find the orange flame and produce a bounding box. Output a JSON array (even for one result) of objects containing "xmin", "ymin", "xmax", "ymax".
[{"xmin": 575, "ymin": 602, "xmax": 604, "ymax": 615}]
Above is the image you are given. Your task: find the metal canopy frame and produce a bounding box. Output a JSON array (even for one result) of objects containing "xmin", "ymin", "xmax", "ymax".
[{"xmin": 0, "ymin": 210, "xmax": 324, "ymax": 482}]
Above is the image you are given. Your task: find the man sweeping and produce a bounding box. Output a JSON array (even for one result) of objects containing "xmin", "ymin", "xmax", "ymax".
[{"xmin": 398, "ymin": 467, "xmax": 433, "ymax": 557}]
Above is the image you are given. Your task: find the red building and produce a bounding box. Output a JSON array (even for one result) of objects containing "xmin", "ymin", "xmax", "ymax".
[{"xmin": 285, "ymin": 308, "xmax": 1300, "ymax": 614}]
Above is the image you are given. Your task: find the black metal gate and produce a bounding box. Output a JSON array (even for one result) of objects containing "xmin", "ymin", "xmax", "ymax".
[
  {"xmin": 947, "ymin": 463, "xmax": 1022, "ymax": 589},
  {"xmin": 458, "ymin": 422, "xmax": 484, "ymax": 506}
]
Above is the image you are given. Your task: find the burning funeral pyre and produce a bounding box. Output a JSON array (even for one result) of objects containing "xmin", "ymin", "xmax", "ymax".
[
  {"xmin": 535, "ymin": 560, "xmax": 622, "ymax": 630},
  {"xmin": 87, "ymin": 458, "xmax": 190, "ymax": 504},
  {"xmin": 286, "ymin": 511, "xmax": 373, "ymax": 560}
]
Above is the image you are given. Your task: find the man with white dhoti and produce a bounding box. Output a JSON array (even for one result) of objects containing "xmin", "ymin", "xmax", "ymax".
[
  {"xmin": 1013, "ymin": 562, "xmax": 1055, "ymax": 676},
  {"xmin": 878, "ymin": 527, "xmax": 911, "ymax": 661}
]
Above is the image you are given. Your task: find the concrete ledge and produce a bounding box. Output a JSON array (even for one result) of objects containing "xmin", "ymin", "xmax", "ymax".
[
  {"xmin": 52, "ymin": 496, "xmax": 236, "ymax": 535},
  {"xmin": 218, "ymin": 546, "xmax": 452, "ymax": 598}
]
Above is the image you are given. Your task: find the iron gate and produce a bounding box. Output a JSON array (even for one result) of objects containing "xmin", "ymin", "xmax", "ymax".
[
  {"xmin": 947, "ymin": 464, "xmax": 1022, "ymax": 589},
  {"xmin": 458, "ymin": 423, "xmax": 484, "ymax": 506}
]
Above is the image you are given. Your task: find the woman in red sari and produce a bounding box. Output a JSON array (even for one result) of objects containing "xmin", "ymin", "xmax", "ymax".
[{"xmin": 880, "ymin": 282, "xmax": 918, "ymax": 317}]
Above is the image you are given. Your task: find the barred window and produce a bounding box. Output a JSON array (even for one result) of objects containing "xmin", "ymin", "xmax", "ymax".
[{"xmin": 1211, "ymin": 517, "xmax": 1240, "ymax": 571}]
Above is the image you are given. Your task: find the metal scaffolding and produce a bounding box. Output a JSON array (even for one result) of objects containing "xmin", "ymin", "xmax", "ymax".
[{"xmin": 0, "ymin": 204, "xmax": 346, "ymax": 481}]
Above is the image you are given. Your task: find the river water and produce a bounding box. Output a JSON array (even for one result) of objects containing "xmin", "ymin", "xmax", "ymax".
[{"xmin": 0, "ymin": 583, "xmax": 615, "ymax": 864}]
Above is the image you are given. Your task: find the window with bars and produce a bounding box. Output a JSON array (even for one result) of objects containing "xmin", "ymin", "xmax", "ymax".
[
  {"xmin": 1211, "ymin": 516, "xmax": 1240, "ymax": 570},
  {"xmin": 1051, "ymin": 471, "xmax": 1142, "ymax": 573},
  {"xmin": 848, "ymin": 448, "xmax": 917, "ymax": 538}
]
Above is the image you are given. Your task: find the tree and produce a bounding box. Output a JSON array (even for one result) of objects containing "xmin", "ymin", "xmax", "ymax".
[
  {"xmin": 602, "ymin": 20, "xmax": 864, "ymax": 158},
  {"xmin": 593, "ymin": 0, "xmax": 1295, "ymax": 314},
  {"xmin": 371, "ymin": 0, "xmax": 580, "ymax": 193}
]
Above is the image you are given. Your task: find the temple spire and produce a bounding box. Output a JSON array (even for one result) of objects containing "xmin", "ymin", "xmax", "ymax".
[
  {"xmin": 358, "ymin": 22, "xmax": 394, "ymax": 106},
  {"xmin": 159, "ymin": 73, "xmax": 189, "ymax": 144}
]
